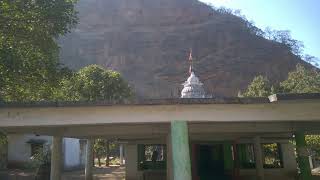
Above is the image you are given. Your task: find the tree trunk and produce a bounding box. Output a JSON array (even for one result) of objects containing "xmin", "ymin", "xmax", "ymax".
[
  {"xmin": 98, "ymin": 157, "xmax": 101, "ymax": 167},
  {"xmin": 93, "ymin": 140, "xmax": 95, "ymax": 167},
  {"xmin": 93, "ymin": 152, "xmax": 95, "ymax": 167},
  {"xmin": 106, "ymin": 140, "xmax": 110, "ymax": 167}
]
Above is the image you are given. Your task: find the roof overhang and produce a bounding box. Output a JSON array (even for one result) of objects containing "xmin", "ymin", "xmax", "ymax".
[{"xmin": 0, "ymin": 93, "xmax": 319, "ymax": 138}]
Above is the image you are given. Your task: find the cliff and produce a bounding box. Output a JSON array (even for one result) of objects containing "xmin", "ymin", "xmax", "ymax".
[{"xmin": 59, "ymin": 0, "xmax": 306, "ymax": 98}]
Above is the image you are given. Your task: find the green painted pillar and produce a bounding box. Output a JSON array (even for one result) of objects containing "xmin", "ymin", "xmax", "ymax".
[
  {"xmin": 295, "ymin": 131, "xmax": 312, "ymax": 180},
  {"xmin": 223, "ymin": 142, "xmax": 233, "ymax": 171},
  {"xmin": 171, "ymin": 121, "xmax": 192, "ymax": 180}
]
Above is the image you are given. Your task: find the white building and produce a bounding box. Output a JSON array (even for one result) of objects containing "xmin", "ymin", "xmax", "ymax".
[{"xmin": 7, "ymin": 134, "xmax": 86, "ymax": 170}]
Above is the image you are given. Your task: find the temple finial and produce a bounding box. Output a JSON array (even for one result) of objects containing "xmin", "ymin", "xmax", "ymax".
[{"xmin": 188, "ymin": 48, "xmax": 193, "ymax": 74}]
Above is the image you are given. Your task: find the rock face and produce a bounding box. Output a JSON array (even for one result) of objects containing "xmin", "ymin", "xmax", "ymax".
[{"xmin": 59, "ymin": 0, "xmax": 306, "ymax": 98}]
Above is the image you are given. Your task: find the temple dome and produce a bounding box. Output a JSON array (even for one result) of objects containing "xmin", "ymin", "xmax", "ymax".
[
  {"xmin": 186, "ymin": 72, "xmax": 202, "ymax": 84},
  {"xmin": 181, "ymin": 71, "xmax": 206, "ymax": 98}
]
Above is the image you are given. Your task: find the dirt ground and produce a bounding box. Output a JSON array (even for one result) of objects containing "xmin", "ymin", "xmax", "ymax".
[{"xmin": 0, "ymin": 166, "xmax": 125, "ymax": 180}]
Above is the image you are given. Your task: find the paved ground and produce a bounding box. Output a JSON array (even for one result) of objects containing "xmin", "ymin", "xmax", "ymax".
[
  {"xmin": 63, "ymin": 166, "xmax": 125, "ymax": 180},
  {"xmin": 0, "ymin": 166, "xmax": 125, "ymax": 180}
]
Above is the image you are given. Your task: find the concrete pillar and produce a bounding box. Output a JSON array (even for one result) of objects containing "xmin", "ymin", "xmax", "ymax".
[
  {"xmin": 125, "ymin": 144, "xmax": 138, "ymax": 180},
  {"xmin": 295, "ymin": 131, "xmax": 312, "ymax": 180},
  {"xmin": 85, "ymin": 139, "xmax": 94, "ymax": 180},
  {"xmin": 232, "ymin": 143, "xmax": 240, "ymax": 179},
  {"xmin": 120, "ymin": 144, "xmax": 124, "ymax": 165},
  {"xmin": 223, "ymin": 142, "xmax": 233, "ymax": 172},
  {"xmin": 50, "ymin": 136, "xmax": 62, "ymax": 180},
  {"xmin": 171, "ymin": 121, "xmax": 192, "ymax": 180},
  {"xmin": 167, "ymin": 133, "xmax": 173, "ymax": 180},
  {"xmin": 281, "ymin": 142, "xmax": 298, "ymax": 172},
  {"xmin": 253, "ymin": 136, "xmax": 264, "ymax": 180}
]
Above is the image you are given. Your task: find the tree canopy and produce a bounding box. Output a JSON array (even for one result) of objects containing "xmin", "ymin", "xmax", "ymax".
[
  {"xmin": 0, "ymin": 132, "xmax": 6, "ymax": 146},
  {"xmin": 0, "ymin": 1, "xmax": 133, "ymax": 149},
  {"xmin": 241, "ymin": 64, "xmax": 320, "ymax": 98},
  {"xmin": 241, "ymin": 75, "xmax": 271, "ymax": 97},
  {"xmin": 0, "ymin": 0, "xmax": 78, "ymax": 102},
  {"xmin": 280, "ymin": 64, "xmax": 320, "ymax": 93},
  {"xmin": 241, "ymin": 64, "xmax": 320, "ymax": 155},
  {"xmin": 56, "ymin": 65, "xmax": 132, "ymax": 101}
]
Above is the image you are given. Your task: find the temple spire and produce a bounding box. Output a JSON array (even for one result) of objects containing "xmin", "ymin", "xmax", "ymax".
[
  {"xmin": 188, "ymin": 49, "xmax": 193, "ymax": 74},
  {"xmin": 181, "ymin": 49, "xmax": 206, "ymax": 98}
]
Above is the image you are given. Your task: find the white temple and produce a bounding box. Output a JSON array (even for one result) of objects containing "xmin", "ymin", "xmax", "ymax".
[{"xmin": 181, "ymin": 50, "xmax": 206, "ymax": 98}]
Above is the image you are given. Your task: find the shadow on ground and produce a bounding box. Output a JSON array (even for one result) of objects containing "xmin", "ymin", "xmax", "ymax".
[{"xmin": 0, "ymin": 166, "xmax": 125, "ymax": 180}]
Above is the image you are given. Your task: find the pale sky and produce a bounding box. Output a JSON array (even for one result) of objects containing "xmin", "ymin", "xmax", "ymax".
[{"xmin": 199, "ymin": 0, "xmax": 320, "ymax": 64}]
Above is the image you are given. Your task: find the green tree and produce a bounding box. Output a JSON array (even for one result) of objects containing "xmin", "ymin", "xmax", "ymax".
[
  {"xmin": 56, "ymin": 65, "xmax": 132, "ymax": 101},
  {"xmin": 0, "ymin": 131, "xmax": 7, "ymax": 170},
  {"xmin": 280, "ymin": 64, "xmax": 320, "ymax": 93},
  {"xmin": 94, "ymin": 139, "xmax": 108, "ymax": 167},
  {"xmin": 0, "ymin": 132, "xmax": 6, "ymax": 146},
  {"xmin": 280, "ymin": 64, "xmax": 320, "ymax": 156},
  {"xmin": 242, "ymin": 75, "xmax": 271, "ymax": 97},
  {"xmin": 241, "ymin": 64, "xmax": 320, "ymax": 156},
  {"xmin": 305, "ymin": 135, "xmax": 320, "ymax": 156},
  {"xmin": 0, "ymin": 0, "xmax": 78, "ymax": 101}
]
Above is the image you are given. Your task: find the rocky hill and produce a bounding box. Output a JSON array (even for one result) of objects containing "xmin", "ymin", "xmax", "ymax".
[{"xmin": 59, "ymin": 0, "xmax": 307, "ymax": 98}]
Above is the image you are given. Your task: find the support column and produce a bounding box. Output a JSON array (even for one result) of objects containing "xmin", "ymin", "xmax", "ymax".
[
  {"xmin": 167, "ymin": 133, "xmax": 173, "ymax": 180},
  {"xmin": 125, "ymin": 144, "xmax": 138, "ymax": 180},
  {"xmin": 171, "ymin": 121, "xmax": 192, "ymax": 180},
  {"xmin": 223, "ymin": 142, "xmax": 233, "ymax": 173},
  {"xmin": 119, "ymin": 144, "xmax": 124, "ymax": 165},
  {"xmin": 85, "ymin": 139, "xmax": 94, "ymax": 180},
  {"xmin": 50, "ymin": 136, "xmax": 62, "ymax": 180},
  {"xmin": 232, "ymin": 143, "xmax": 240, "ymax": 179},
  {"xmin": 295, "ymin": 131, "xmax": 312, "ymax": 180},
  {"xmin": 281, "ymin": 142, "xmax": 297, "ymax": 172},
  {"xmin": 253, "ymin": 136, "xmax": 264, "ymax": 180}
]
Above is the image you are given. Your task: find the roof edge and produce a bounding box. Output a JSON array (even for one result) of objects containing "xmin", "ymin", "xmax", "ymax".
[
  {"xmin": 268, "ymin": 93, "xmax": 320, "ymax": 103},
  {"xmin": 1, "ymin": 93, "xmax": 320, "ymax": 108},
  {"xmin": 0, "ymin": 97, "xmax": 269, "ymax": 108}
]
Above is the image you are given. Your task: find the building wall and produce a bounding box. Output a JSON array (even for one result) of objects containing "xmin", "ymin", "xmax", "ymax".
[
  {"xmin": 221, "ymin": 141, "xmax": 297, "ymax": 180},
  {"xmin": 125, "ymin": 139, "xmax": 167, "ymax": 180},
  {"xmin": 7, "ymin": 134, "xmax": 52, "ymax": 167},
  {"xmin": 7, "ymin": 134, "xmax": 84, "ymax": 170},
  {"xmin": 125, "ymin": 139, "xmax": 298, "ymax": 180},
  {"xmin": 63, "ymin": 138, "xmax": 81, "ymax": 170}
]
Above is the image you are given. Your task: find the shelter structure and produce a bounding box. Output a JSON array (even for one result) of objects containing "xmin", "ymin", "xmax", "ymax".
[
  {"xmin": 7, "ymin": 134, "xmax": 86, "ymax": 170},
  {"xmin": 0, "ymin": 93, "xmax": 320, "ymax": 180}
]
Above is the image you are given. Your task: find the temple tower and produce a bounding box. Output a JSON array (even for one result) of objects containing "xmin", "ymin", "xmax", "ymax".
[{"xmin": 181, "ymin": 50, "xmax": 206, "ymax": 98}]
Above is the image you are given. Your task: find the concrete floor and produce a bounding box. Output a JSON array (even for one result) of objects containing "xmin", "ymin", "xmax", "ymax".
[{"xmin": 0, "ymin": 166, "xmax": 125, "ymax": 180}]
